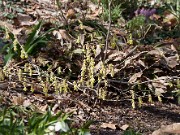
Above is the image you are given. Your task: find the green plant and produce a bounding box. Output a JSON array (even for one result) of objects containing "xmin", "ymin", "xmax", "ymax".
[
  {"xmin": 0, "ymin": 21, "xmax": 54, "ymax": 64},
  {"xmin": 0, "ymin": 106, "xmax": 92, "ymax": 135},
  {"xmin": 100, "ymin": 0, "xmax": 139, "ymax": 20},
  {"xmin": 0, "ymin": 107, "xmax": 26, "ymax": 135},
  {"xmin": 123, "ymin": 129, "xmax": 141, "ymax": 135},
  {"xmin": 28, "ymin": 108, "xmax": 92, "ymax": 135},
  {"xmin": 164, "ymin": 0, "xmax": 180, "ymax": 26},
  {"xmin": 27, "ymin": 108, "xmax": 69, "ymax": 135},
  {"xmin": 23, "ymin": 21, "xmax": 54, "ymax": 55},
  {"xmin": 126, "ymin": 15, "xmax": 158, "ymax": 43},
  {"xmin": 172, "ymin": 79, "xmax": 180, "ymax": 105},
  {"xmin": 102, "ymin": 4, "xmax": 123, "ymax": 22},
  {"xmin": 100, "ymin": 0, "xmax": 123, "ymax": 22},
  {"xmin": 0, "ymin": 0, "xmax": 24, "ymax": 19}
]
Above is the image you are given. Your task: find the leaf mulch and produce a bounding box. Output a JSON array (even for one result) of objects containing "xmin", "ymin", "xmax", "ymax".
[
  {"xmin": 0, "ymin": 0, "xmax": 180, "ymax": 135},
  {"xmin": 0, "ymin": 85, "xmax": 180, "ymax": 135}
]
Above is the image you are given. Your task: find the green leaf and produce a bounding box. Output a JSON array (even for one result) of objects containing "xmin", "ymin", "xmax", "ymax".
[
  {"xmin": 78, "ymin": 129, "xmax": 91, "ymax": 135},
  {"xmin": 123, "ymin": 129, "xmax": 141, "ymax": 135},
  {"xmin": 14, "ymin": 7, "xmax": 24, "ymax": 13},
  {"xmin": 82, "ymin": 120, "xmax": 93, "ymax": 129},
  {"xmin": 25, "ymin": 21, "xmax": 43, "ymax": 49},
  {"xmin": 24, "ymin": 22, "xmax": 54, "ymax": 55},
  {"xmin": 4, "ymin": 53, "xmax": 14, "ymax": 65}
]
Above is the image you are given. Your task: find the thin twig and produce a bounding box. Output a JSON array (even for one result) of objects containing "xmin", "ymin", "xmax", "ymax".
[
  {"xmin": 103, "ymin": 0, "xmax": 112, "ymax": 62},
  {"xmin": 56, "ymin": 0, "xmax": 68, "ymax": 26},
  {"xmin": 143, "ymin": 24, "xmax": 152, "ymax": 39},
  {"xmin": 107, "ymin": 76, "xmax": 180, "ymax": 85}
]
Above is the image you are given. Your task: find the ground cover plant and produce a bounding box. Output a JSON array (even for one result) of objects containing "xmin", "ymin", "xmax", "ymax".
[
  {"xmin": 0, "ymin": 0, "xmax": 180, "ymax": 134},
  {"xmin": 0, "ymin": 106, "xmax": 91, "ymax": 135}
]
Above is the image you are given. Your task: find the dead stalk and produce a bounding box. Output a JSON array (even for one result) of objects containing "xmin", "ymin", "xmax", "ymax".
[{"xmin": 103, "ymin": 0, "xmax": 112, "ymax": 62}]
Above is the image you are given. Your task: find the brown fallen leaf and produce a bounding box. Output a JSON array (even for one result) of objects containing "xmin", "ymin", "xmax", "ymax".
[
  {"xmin": 87, "ymin": 1, "xmax": 102, "ymax": 18},
  {"xmin": 95, "ymin": 45, "xmax": 102, "ymax": 58},
  {"xmin": 138, "ymin": 59, "xmax": 146, "ymax": 67},
  {"xmin": 147, "ymin": 49, "xmax": 162, "ymax": 56},
  {"xmin": 12, "ymin": 28, "xmax": 23, "ymax": 35},
  {"xmin": 171, "ymin": 44, "xmax": 178, "ymax": 52},
  {"xmin": 14, "ymin": 13, "xmax": 37, "ymax": 26},
  {"xmin": 152, "ymin": 123, "xmax": 180, "ymax": 135},
  {"xmin": 0, "ymin": 21, "xmax": 13, "ymax": 31},
  {"xmin": 163, "ymin": 13, "xmax": 177, "ymax": 27},
  {"xmin": 152, "ymin": 76, "xmax": 169, "ymax": 95},
  {"xmin": 59, "ymin": 29, "xmax": 75, "ymax": 42},
  {"xmin": 23, "ymin": 99, "xmax": 32, "ymax": 107},
  {"xmin": 52, "ymin": 103, "xmax": 59, "ymax": 113},
  {"xmin": 150, "ymin": 14, "xmax": 161, "ymax": 20},
  {"xmin": 74, "ymin": 25, "xmax": 94, "ymax": 32},
  {"xmin": 66, "ymin": 9, "xmax": 76, "ymax": 19},
  {"xmin": 128, "ymin": 72, "xmax": 143, "ymax": 84},
  {"xmin": 12, "ymin": 94, "xmax": 24, "ymax": 105},
  {"xmin": 37, "ymin": 0, "xmax": 51, "ymax": 4},
  {"xmin": 36, "ymin": 104, "xmax": 48, "ymax": 113},
  {"xmin": 107, "ymin": 50, "xmax": 124, "ymax": 62},
  {"xmin": 100, "ymin": 123, "xmax": 117, "ymax": 130},
  {"xmin": 53, "ymin": 30, "xmax": 62, "ymax": 40},
  {"xmin": 120, "ymin": 124, "xmax": 129, "ymax": 131},
  {"xmin": 165, "ymin": 56, "xmax": 179, "ymax": 68},
  {"xmin": 0, "ymin": 82, "xmax": 9, "ymax": 90}
]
